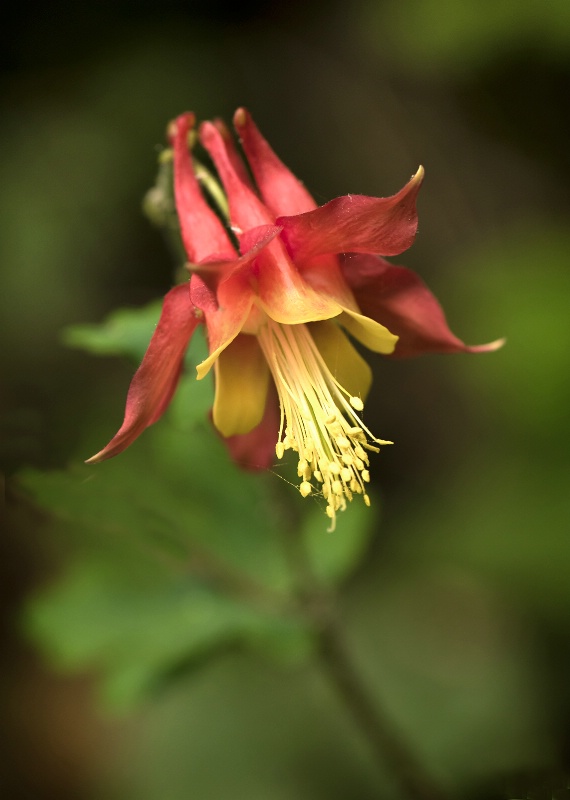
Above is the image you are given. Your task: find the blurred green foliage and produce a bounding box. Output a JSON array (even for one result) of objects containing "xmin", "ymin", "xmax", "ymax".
[
  {"xmin": 20, "ymin": 304, "xmax": 375, "ymax": 709},
  {"xmin": 3, "ymin": 0, "xmax": 570, "ymax": 797},
  {"xmin": 400, "ymin": 224, "xmax": 570, "ymax": 621},
  {"xmin": 363, "ymin": 0, "xmax": 570, "ymax": 74}
]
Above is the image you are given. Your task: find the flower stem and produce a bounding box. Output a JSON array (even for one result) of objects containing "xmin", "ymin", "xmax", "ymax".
[
  {"xmin": 315, "ymin": 615, "xmax": 446, "ymax": 800},
  {"xmin": 193, "ymin": 158, "xmax": 230, "ymax": 222},
  {"xmin": 278, "ymin": 504, "xmax": 447, "ymax": 800}
]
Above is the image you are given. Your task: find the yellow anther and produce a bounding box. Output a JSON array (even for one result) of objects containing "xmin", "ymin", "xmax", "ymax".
[
  {"xmin": 257, "ymin": 319, "xmax": 388, "ymax": 526},
  {"xmin": 363, "ymin": 494, "xmax": 371, "ymax": 507},
  {"xmin": 341, "ymin": 467, "xmax": 352, "ymax": 482}
]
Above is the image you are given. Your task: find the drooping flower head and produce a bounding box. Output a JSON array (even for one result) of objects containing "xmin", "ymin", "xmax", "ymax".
[{"xmin": 87, "ymin": 109, "xmax": 502, "ymax": 529}]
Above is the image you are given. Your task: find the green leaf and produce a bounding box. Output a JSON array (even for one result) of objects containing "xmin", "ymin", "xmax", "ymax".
[
  {"xmin": 62, "ymin": 299, "xmax": 164, "ymax": 361},
  {"xmin": 20, "ymin": 399, "xmax": 319, "ymax": 708},
  {"xmin": 22, "ymin": 415, "xmax": 297, "ymax": 589},
  {"xmin": 303, "ymin": 495, "xmax": 376, "ymax": 586},
  {"xmin": 25, "ymin": 300, "xmax": 375, "ymax": 708},
  {"xmin": 26, "ymin": 558, "xmax": 311, "ymax": 709}
]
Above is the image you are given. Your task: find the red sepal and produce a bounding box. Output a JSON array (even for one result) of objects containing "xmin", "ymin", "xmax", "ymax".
[
  {"xmin": 171, "ymin": 113, "xmax": 236, "ymax": 263},
  {"xmin": 218, "ymin": 386, "xmax": 280, "ymax": 472},
  {"xmin": 200, "ymin": 120, "xmax": 274, "ymax": 238},
  {"xmin": 277, "ymin": 168, "xmax": 424, "ymax": 263},
  {"xmin": 86, "ymin": 284, "xmax": 200, "ymax": 462},
  {"xmin": 233, "ymin": 108, "xmax": 317, "ymax": 216},
  {"xmin": 341, "ymin": 254, "xmax": 504, "ymax": 358}
]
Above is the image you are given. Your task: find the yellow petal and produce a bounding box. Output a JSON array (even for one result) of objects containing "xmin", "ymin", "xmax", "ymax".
[
  {"xmin": 195, "ymin": 271, "xmax": 255, "ymax": 380},
  {"xmin": 309, "ymin": 320, "xmax": 373, "ymax": 402},
  {"xmin": 339, "ymin": 308, "xmax": 398, "ymax": 355},
  {"xmin": 212, "ymin": 334, "xmax": 270, "ymax": 436}
]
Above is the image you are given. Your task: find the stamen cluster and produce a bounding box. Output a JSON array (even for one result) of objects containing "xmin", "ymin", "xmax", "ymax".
[{"xmin": 257, "ymin": 320, "xmax": 391, "ymax": 530}]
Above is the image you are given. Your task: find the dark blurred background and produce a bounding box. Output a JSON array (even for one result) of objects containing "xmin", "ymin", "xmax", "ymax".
[{"xmin": 2, "ymin": 0, "xmax": 569, "ymax": 798}]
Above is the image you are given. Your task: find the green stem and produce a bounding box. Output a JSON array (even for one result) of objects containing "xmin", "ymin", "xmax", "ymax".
[
  {"xmin": 316, "ymin": 615, "xmax": 447, "ymax": 800},
  {"xmin": 193, "ymin": 158, "xmax": 230, "ymax": 222},
  {"xmin": 280, "ymin": 508, "xmax": 447, "ymax": 800}
]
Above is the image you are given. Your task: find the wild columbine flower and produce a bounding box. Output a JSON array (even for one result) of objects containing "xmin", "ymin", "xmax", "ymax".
[{"xmin": 87, "ymin": 109, "xmax": 502, "ymax": 529}]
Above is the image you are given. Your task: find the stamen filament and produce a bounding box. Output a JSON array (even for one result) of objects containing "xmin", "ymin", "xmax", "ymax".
[{"xmin": 257, "ymin": 319, "xmax": 391, "ymax": 531}]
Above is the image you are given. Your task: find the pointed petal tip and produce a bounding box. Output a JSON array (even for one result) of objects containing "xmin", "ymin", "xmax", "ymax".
[
  {"xmin": 167, "ymin": 111, "xmax": 195, "ymax": 144},
  {"xmin": 85, "ymin": 435, "xmax": 135, "ymax": 464},
  {"xmin": 470, "ymin": 336, "xmax": 506, "ymax": 353},
  {"xmin": 84, "ymin": 449, "xmax": 108, "ymax": 465},
  {"xmin": 233, "ymin": 107, "xmax": 249, "ymax": 130},
  {"xmin": 413, "ymin": 165, "xmax": 425, "ymax": 184},
  {"xmin": 213, "ymin": 117, "xmax": 231, "ymax": 139},
  {"xmin": 199, "ymin": 119, "xmax": 233, "ymax": 159}
]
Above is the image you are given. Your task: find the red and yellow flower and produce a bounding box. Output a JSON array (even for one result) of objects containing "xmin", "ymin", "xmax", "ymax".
[{"xmin": 88, "ymin": 109, "xmax": 501, "ymax": 528}]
